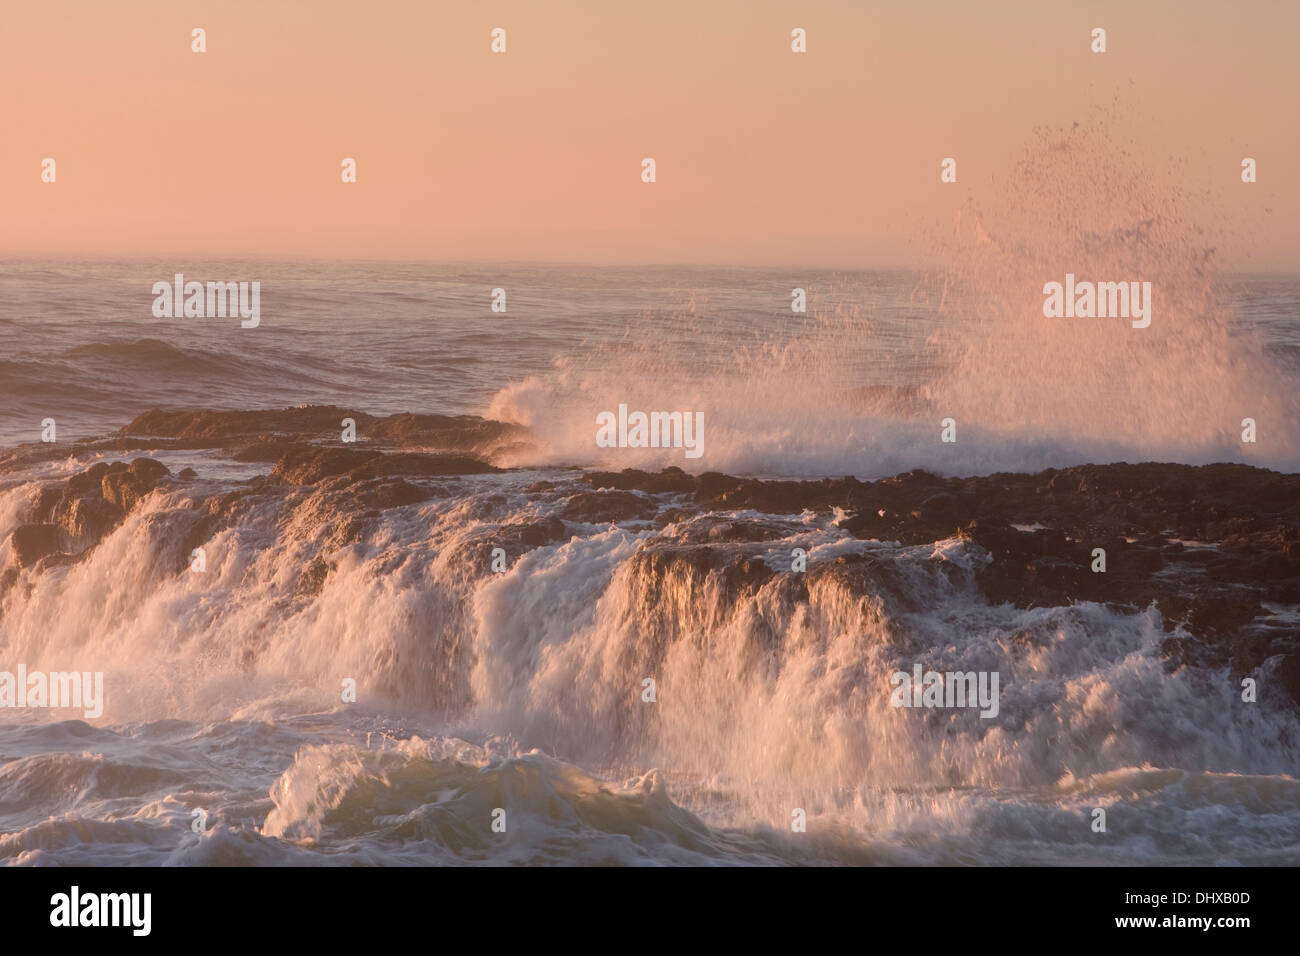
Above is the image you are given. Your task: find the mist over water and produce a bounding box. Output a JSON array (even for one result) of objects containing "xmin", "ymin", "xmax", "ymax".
[
  {"xmin": 932, "ymin": 123, "xmax": 1298, "ymax": 472},
  {"xmin": 488, "ymin": 124, "xmax": 1300, "ymax": 477}
]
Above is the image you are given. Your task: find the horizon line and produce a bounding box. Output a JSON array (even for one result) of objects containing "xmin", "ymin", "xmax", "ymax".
[{"xmin": 2, "ymin": 251, "xmax": 1298, "ymax": 278}]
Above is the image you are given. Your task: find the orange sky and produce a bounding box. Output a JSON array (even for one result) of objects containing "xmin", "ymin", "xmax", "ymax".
[{"xmin": 2, "ymin": 0, "xmax": 1296, "ymax": 268}]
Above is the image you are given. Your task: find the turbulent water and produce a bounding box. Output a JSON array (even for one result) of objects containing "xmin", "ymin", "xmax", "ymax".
[
  {"xmin": 0, "ymin": 261, "xmax": 1295, "ymax": 866},
  {"xmin": 3, "ymin": 130, "xmax": 1300, "ymax": 865}
]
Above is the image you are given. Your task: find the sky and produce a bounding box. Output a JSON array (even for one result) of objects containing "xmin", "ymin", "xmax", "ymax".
[{"xmin": 2, "ymin": 0, "xmax": 1297, "ymax": 269}]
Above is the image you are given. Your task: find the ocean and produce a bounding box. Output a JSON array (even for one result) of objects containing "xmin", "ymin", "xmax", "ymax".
[{"xmin": 0, "ymin": 259, "xmax": 1298, "ymax": 865}]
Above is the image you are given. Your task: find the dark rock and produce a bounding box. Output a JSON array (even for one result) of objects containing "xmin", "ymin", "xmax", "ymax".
[
  {"xmin": 912, "ymin": 492, "xmax": 959, "ymax": 523},
  {"xmin": 299, "ymin": 557, "xmax": 333, "ymax": 597},
  {"xmin": 120, "ymin": 406, "xmax": 529, "ymax": 455},
  {"xmin": 34, "ymin": 551, "xmax": 83, "ymax": 573},
  {"xmin": 346, "ymin": 452, "xmax": 498, "ymax": 480},
  {"xmin": 232, "ymin": 440, "xmax": 286, "ymax": 462},
  {"xmin": 324, "ymin": 514, "xmax": 373, "ymax": 551},
  {"xmin": 561, "ymin": 490, "xmax": 657, "ymax": 523},
  {"xmin": 56, "ymin": 495, "xmax": 123, "ymax": 542},
  {"xmin": 129, "ymin": 458, "xmax": 169, "ymax": 481},
  {"xmin": 507, "ymin": 516, "xmax": 566, "ymax": 548},
  {"xmin": 1277, "ymin": 653, "xmax": 1300, "ymax": 707},
  {"xmin": 272, "ymin": 446, "xmax": 382, "ymax": 484},
  {"xmin": 350, "ymin": 478, "xmax": 435, "ymax": 509},
  {"xmin": 101, "ymin": 470, "xmax": 153, "ymax": 511},
  {"xmin": 10, "ymin": 524, "xmax": 62, "ymax": 568},
  {"xmin": 66, "ymin": 462, "xmax": 112, "ymax": 496},
  {"xmin": 583, "ymin": 468, "xmax": 698, "ymax": 495},
  {"xmin": 838, "ymin": 509, "xmax": 898, "ymax": 540},
  {"xmin": 123, "ymin": 406, "xmax": 369, "ymax": 441},
  {"xmin": 703, "ymin": 521, "xmax": 787, "ymax": 543},
  {"xmin": 1157, "ymin": 593, "xmax": 1263, "ymax": 639},
  {"xmin": 179, "ymin": 515, "xmax": 218, "ymax": 571},
  {"xmin": 32, "ymin": 485, "xmax": 62, "ymax": 521},
  {"xmin": 272, "ymin": 446, "xmax": 498, "ymax": 485}
]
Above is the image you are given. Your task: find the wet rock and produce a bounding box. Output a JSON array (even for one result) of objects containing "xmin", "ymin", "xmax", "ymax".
[
  {"xmin": 32, "ymin": 484, "xmax": 63, "ymax": 522},
  {"xmin": 56, "ymin": 495, "xmax": 123, "ymax": 542},
  {"xmin": 365, "ymin": 412, "xmax": 530, "ymax": 450},
  {"xmin": 1021, "ymin": 558, "xmax": 1103, "ymax": 604},
  {"xmin": 121, "ymin": 406, "xmax": 529, "ymax": 455},
  {"xmin": 272, "ymin": 446, "xmax": 498, "ymax": 485},
  {"xmin": 350, "ymin": 478, "xmax": 436, "ymax": 510},
  {"xmin": 965, "ymin": 520, "xmax": 1068, "ymax": 561},
  {"xmin": 837, "ymin": 509, "xmax": 898, "ymax": 540},
  {"xmin": 809, "ymin": 552, "xmax": 921, "ymax": 619},
  {"xmin": 720, "ymin": 555, "xmax": 776, "ymax": 592},
  {"xmin": 912, "ymin": 492, "xmax": 959, "ymax": 523},
  {"xmin": 346, "ymin": 452, "xmax": 498, "ymax": 480},
  {"xmin": 504, "ymin": 516, "xmax": 567, "ymax": 548},
  {"xmin": 123, "ymin": 406, "xmax": 369, "ymax": 442},
  {"xmin": 629, "ymin": 546, "xmax": 777, "ymax": 612},
  {"xmin": 324, "ymin": 514, "xmax": 374, "ymax": 551},
  {"xmin": 299, "ymin": 556, "xmax": 334, "ymax": 597},
  {"xmin": 1156, "ymin": 592, "xmax": 1263, "ymax": 639},
  {"xmin": 703, "ymin": 521, "xmax": 788, "ymax": 543},
  {"xmin": 575, "ymin": 464, "xmax": 1298, "ymax": 663},
  {"xmin": 272, "ymin": 446, "xmax": 382, "ymax": 484},
  {"xmin": 1277, "ymin": 652, "xmax": 1300, "ymax": 708},
  {"xmin": 101, "ymin": 459, "xmax": 168, "ymax": 511},
  {"xmin": 129, "ymin": 458, "xmax": 169, "ymax": 481},
  {"xmin": 561, "ymin": 490, "xmax": 657, "ymax": 523},
  {"xmin": 66, "ymin": 462, "xmax": 113, "ymax": 496},
  {"xmin": 583, "ymin": 468, "xmax": 698, "ymax": 495},
  {"xmin": 9, "ymin": 524, "xmax": 62, "ymax": 568},
  {"xmin": 232, "ymin": 439, "xmax": 286, "ymax": 462},
  {"xmin": 34, "ymin": 551, "xmax": 85, "ymax": 573},
  {"xmin": 30, "ymin": 459, "xmax": 170, "ymax": 551},
  {"xmin": 697, "ymin": 472, "xmax": 750, "ymax": 503},
  {"xmin": 178, "ymin": 514, "xmax": 218, "ymax": 571}
]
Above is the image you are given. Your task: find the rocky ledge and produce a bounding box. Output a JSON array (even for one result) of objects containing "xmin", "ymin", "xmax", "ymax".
[
  {"xmin": 4, "ymin": 442, "xmax": 1297, "ymax": 705},
  {"xmin": 584, "ymin": 462, "xmax": 1300, "ymax": 703},
  {"xmin": 0, "ymin": 405, "xmax": 533, "ymax": 476}
]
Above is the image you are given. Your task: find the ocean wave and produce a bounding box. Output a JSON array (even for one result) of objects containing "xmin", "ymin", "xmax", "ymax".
[{"xmin": 0, "ymin": 434, "xmax": 1294, "ymax": 868}]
